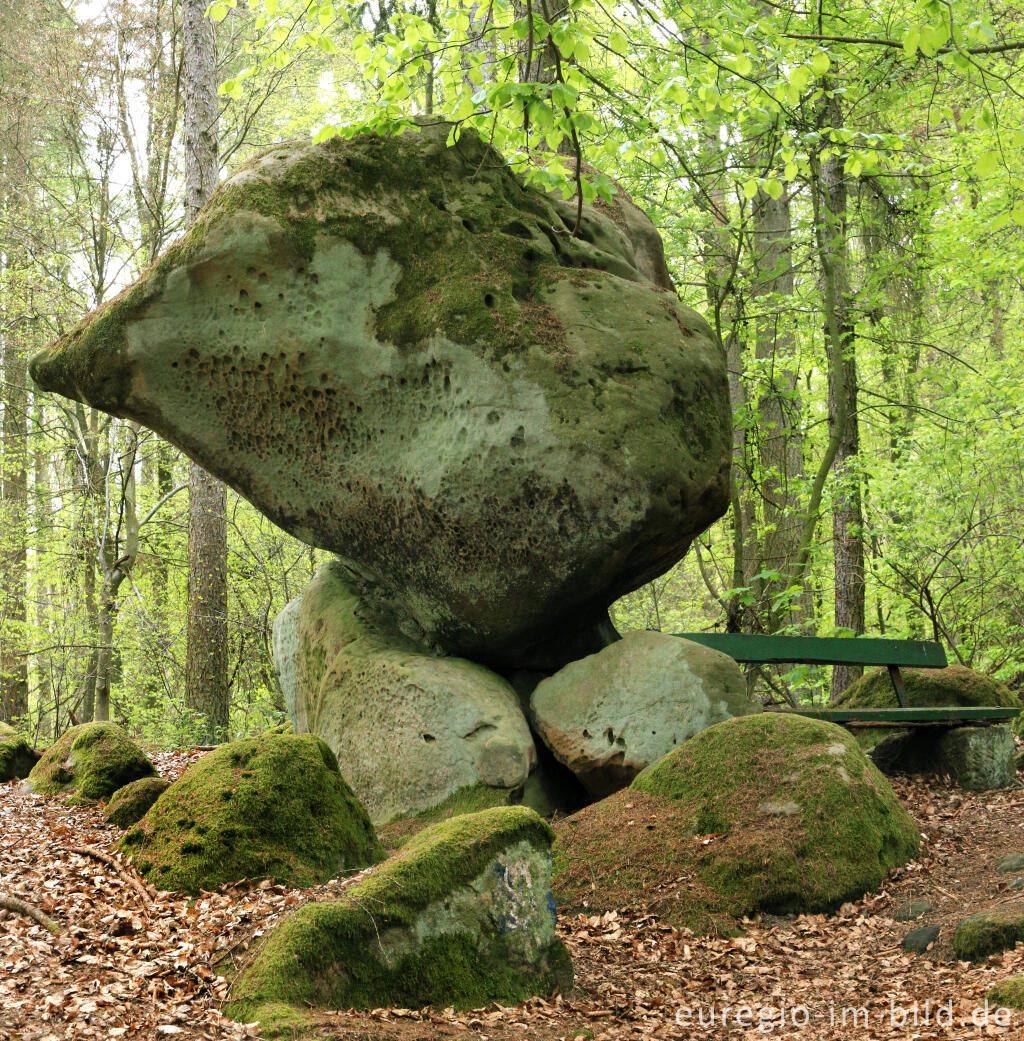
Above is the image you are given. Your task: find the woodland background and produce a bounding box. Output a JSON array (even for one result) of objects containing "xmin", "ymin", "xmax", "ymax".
[{"xmin": 1, "ymin": 0, "xmax": 1022, "ymax": 745}]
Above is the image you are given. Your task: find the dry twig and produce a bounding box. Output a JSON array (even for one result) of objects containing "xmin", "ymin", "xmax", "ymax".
[{"xmin": 0, "ymin": 890, "xmax": 60, "ymax": 934}]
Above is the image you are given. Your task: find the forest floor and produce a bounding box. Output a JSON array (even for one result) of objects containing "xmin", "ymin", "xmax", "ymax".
[{"xmin": 3, "ymin": 751, "xmax": 1024, "ymax": 1041}]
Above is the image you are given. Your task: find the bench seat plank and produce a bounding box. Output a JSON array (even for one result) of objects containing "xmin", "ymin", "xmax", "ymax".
[{"xmin": 673, "ymin": 633, "xmax": 947, "ymax": 668}]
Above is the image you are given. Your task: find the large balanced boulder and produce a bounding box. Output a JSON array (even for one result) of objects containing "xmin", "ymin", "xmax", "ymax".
[
  {"xmin": 838, "ymin": 665, "xmax": 1020, "ymax": 789},
  {"xmin": 553, "ymin": 713, "xmax": 919, "ymax": 932},
  {"xmin": 27, "ymin": 723, "xmax": 155, "ymax": 800},
  {"xmin": 0, "ymin": 721, "xmax": 38, "ymax": 781},
  {"xmin": 530, "ymin": 630, "xmax": 758, "ymax": 797},
  {"xmin": 30, "ymin": 121, "xmax": 730, "ymax": 670},
  {"xmin": 120, "ymin": 733, "xmax": 383, "ymax": 893},
  {"xmin": 225, "ymin": 806, "xmax": 572, "ymax": 1030},
  {"xmin": 282, "ymin": 561, "xmax": 537, "ymax": 824}
]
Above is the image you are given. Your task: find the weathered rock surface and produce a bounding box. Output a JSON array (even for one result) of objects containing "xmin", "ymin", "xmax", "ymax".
[
  {"xmin": 894, "ymin": 899, "xmax": 933, "ymax": 922},
  {"xmin": 530, "ymin": 631, "xmax": 757, "ymax": 796},
  {"xmin": 104, "ymin": 776, "xmax": 171, "ymax": 828},
  {"xmin": 282, "ymin": 561, "xmax": 537, "ymax": 824},
  {"xmin": 553, "ymin": 713, "xmax": 920, "ymax": 932},
  {"xmin": 27, "ymin": 723, "xmax": 155, "ymax": 801},
  {"xmin": 30, "ymin": 121, "xmax": 730, "ymax": 669},
  {"xmin": 933, "ymin": 726, "xmax": 1016, "ymax": 791},
  {"xmin": 120, "ymin": 732, "xmax": 383, "ymax": 894},
  {"xmin": 997, "ymin": 852, "xmax": 1024, "ymax": 874},
  {"xmin": 225, "ymin": 806, "xmax": 572, "ymax": 1028},
  {"xmin": 0, "ymin": 721, "xmax": 38, "ymax": 781},
  {"xmin": 903, "ymin": 925, "xmax": 941, "ymax": 954}
]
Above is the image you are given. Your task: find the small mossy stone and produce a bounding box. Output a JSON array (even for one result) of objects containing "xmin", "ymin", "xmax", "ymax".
[
  {"xmin": 989, "ymin": 977, "xmax": 1024, "ymax": 1010},
  {"xmin": 837, "ymin": 665, "xmax": 1020, "ymax": 710},
  {"xmin": 1009, "ymin": 878, "xmax": 1024, "ymax": 890},
  {"xmin": 894, "ymin": 900, "xmax": 933, "ymax": 922},
  {"xmin": 953, "ymin": 911, "xmax": 1024, "ymax": 961},
  {"xmin": 27, "ymin": 723, "xmax": 155, "ymax": 800},
  {"xmin": 553, "ymin": 713, "xmax": 920, "ymax": 932},
  {"xmin": 903, "ymin": 925, "xmax": 941, "ymax": 954},
  {"xmin": 104, "ymin": 777, "xmax": 171, "ymax": 828},
  {"xmin": 0, "ymin": 725, "xmax": 39, "ymax": 782},
  {"xmin": 225, "ymin": 806, "xmax": 571, "ymax": 1018},
  {"xmin": 997, "ymin": 853, "xmax": 1024, "ymax": 874},
  {"xmin": 119, "ymin": 733, "xmax": 384, "ymax": 894}
]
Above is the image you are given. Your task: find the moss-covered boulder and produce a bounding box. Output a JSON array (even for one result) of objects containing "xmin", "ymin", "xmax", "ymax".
[
  {"xmin": 30, "ymin": 120, "xmax": 730, "ymax": 672},
  {"xmin": 530, "ymin": 631, "xmax": 758, "ymax": 797},
  {"xmin": 989, "ymin": 977, "xmax": 1024, "ymax": 1010},
  {"xmin": 104, "ymin": 776, "xmax": 171, "ymax": 828},
  {"xmin": 837, "ymin": 663, "xmax": 1020, "ymax": 708},
  {"xmin": 120, "ymin": 733, "xmax": 383, "ymax": 894},
  {"xmin": 27, "ymin": 722, "xmax": 155, "ymax": 800},
  {"xmin": 553, "ymin": 713, "xmax": 919, "ymax": 932},
  {"xmin": 226, "ymin": 806, "xmax": 572, "ymax": 1029},
  {"xmin": 838, "ymin": 665, "xmax": 1020, "ymax": 788},
  {"xmin": 953, "ymin": 910, "xmax": 1024, "ymax": 961},
  {"xmin": 281, "ymin": 561, "xmax": 537, "ymax": 824},
  {"xmin": 0, "ymin": 721, "xmax": 38, "ymax": 781}
]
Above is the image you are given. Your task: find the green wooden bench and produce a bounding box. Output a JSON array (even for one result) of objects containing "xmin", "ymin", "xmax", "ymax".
[{"xmin": 671, "ymin": 633, "xmax": 1018, "ymax": 727}]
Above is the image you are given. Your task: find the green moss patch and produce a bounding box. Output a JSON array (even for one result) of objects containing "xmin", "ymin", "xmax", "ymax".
[
  {"xmin": 120, "ymin": 733, "xmax": 384, "ymax": 894},
  {"xmin": 104, "ymin": 776, "xmax": 171, "ymax": 828},
  {"xmin": 553, "ymin": 713, "xmax": 919, "ymax": 932},
  {"xmin": 989, "ymin": 977, "xmax": 1024, "ymax": 1010},
  {"xmin": 377, "ymin": 782, "xmax": 515, "ymax": 850},
  {"xmin": 0, "ymin": 723, "xmax": 38, "ymax": 781},
  {"xmin": 226, "ymin": 806, "xmax": 571, "ymax": 1017},
  {"xmin": 953, "ymin": 911, "xmax": 1024, "ymax": 961},
  {"xmin": 27, "ymin": 723, "xmax": 155, "ymax": 800},
  {"xmin": 837, "ymin": 664, "xmax": 1021, "ymax": 709}
]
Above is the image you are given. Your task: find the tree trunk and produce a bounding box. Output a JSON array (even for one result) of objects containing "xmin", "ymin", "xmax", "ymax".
[
  {"xmin": 0, "ymin": 331, "xmax": 29, "ymax": 721},
  {"xmin": 820, "ymin": 129, "xmax": 864, "ymax": 700},
  {"xmin": 183, "ymin": 0, "xmax": 230, "ymax": 741}
]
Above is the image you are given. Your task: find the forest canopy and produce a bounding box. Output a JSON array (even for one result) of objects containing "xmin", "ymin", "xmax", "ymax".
[{"xmin": 2, "ymin": 0, "xmax": 1023, "ymax": 741}]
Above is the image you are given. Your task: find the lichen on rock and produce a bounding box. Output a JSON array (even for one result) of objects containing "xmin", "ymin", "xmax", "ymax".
[
  {"xmin": 30, "ymin": 120, "xmax": 731, "ymax": 671},
  {"xmin": 553, "ymin": 713, "xmax": 920, "ymax": 932},
  {"xmin": 27, "ymin": 722, "xmax": 155, "ymax": 800},
  {"xmin": 225, "ymin": 805, "xmax": 572, "ymax": 1025},
  {"xmin": 119, "ymin": 732, "xmax": 384, "ymax": 894}
]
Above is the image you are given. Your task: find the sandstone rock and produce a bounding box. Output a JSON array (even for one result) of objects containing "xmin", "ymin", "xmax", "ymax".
[
  {"xmin": 933, "ymin": 726, "xmax": 1016, "ymax": 791},
  {"xmin": 271, "ymin": 595, "xmax": 302, "ymax": 721},
  {"xmin": 30, "ymin": 122, "xmax": 730, "ymax": 669},
  {"xmin": 894, "ymin": 899, "xmax": 933, "ymax": 922},
  {"xmin": 225, "ymin": 806, "xmax": 572, "ymax": 1028},
  {"xmin": 997, "ymin": 852, "xmax": 1024, "ymax": 874},
  {"xmin": 27, "ymin": 723, "xmax": 155, "ymax": 800},
  {"xmin": 285, "ymin": 561, "xmax": 537, "ymax": 823},
  {"xmin": 120, "ymin": 732, "xmax": 383, "ymax": 894},
  {"xmin": 530, "ymin": 631, "xmax": 757, "ymax": 796}
]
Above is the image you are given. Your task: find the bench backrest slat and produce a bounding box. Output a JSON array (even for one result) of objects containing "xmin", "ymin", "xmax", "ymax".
[{"xmin": 672, "ymin": 633, "xmax": 948, "ymax": 668}]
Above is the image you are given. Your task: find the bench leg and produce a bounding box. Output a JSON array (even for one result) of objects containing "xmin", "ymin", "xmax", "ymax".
[{"xmin": 888, "ymin": 665, "xmax": 908, "ymax": 708}]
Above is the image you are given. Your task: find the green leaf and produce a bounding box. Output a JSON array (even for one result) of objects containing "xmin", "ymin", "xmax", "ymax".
[
  {"xmin": 788, "ymin": 65, "xmax": 812, "ymax": 93},
  {"xmin": 811, "ymin": 50, "xmax": 830, "ymax": 75},
  {"xmin": 975, "ymin": 150, "xmax": 999, "ymax": 177},
  {"xmin": 763, "ymin": 177, "xmax": 783, "ymax": 200},
  {"xmin": 902, "ymin": 27, "xmax": 921, "ymax": 57},
  {"xmin": 742, "ymin": 179, "xmax": 759, "ymax": 200},
  {"xmin": 784, "ymin": 161, "xmax": 799, "ymax": 180},
  {"xmin": 208, "ymin": 1, "xmax": 228, "ymax": 22}
]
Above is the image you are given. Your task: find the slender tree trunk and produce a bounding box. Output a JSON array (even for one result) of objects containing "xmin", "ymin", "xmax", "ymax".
[
  {"xmin": 183, "ymin": 0, "xmax": 229, "ymax": 741},
  {"xmin": 820, "ymin": 121, "xmax": 864, "ymax": 699},
  {"xmin": 0, "ymin": 331, "xmax": 29, "ymax": 721},
  {"xmin": 752, "ymin": 186, "xmax": 810, "ymax": 631}
]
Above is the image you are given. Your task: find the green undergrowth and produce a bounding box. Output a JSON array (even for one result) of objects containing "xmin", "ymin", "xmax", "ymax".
[
  {"xmin": 226, "ymin": 806, "xmax": 570, "ymax": 1018},
  {"xmin": 27, "ymin": 723, "xmax": 155, "ymax": 800},
  {"xmin": 553, "ymin": 713, "xmax": 920, "ymax": 932},
  {"xmin": 120, "ymin": 733, "xmax": 383, "ymax": 894}
]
